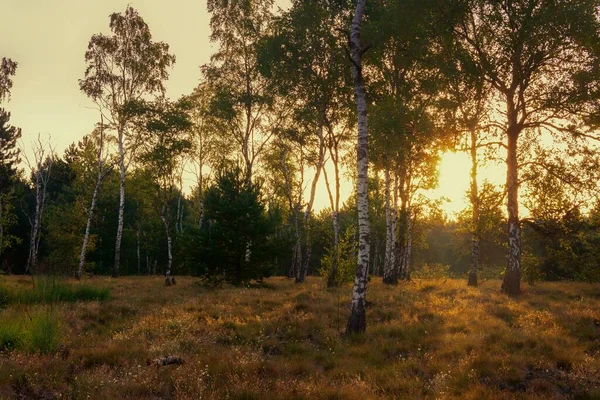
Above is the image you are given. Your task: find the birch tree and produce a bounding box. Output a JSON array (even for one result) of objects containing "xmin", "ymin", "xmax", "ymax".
[
  {"xmin": 23, "ymin": 135, "xmax": 54, "ymax": 273},
  {"xmin": 79, "ymin": 6, "xmax": 175, "ymax": 277},
  {"xmin": 260, "ymin": 0, "xmax": 351, "ymax": 283},
  {"xmin": 369, "ymin": 0, "xmax": 448, "ymax": 283},
  {"xmin": 185, "ymin": 83, "xmax": 232, "ymax": 230},
  {"xmin": 346, "ymin": 0, "xmax": 370, "ymax": 335},
  {"xmin": 132, "ymin": 98, "xmax": 192, "ymax": 285},
  {"xmin": 452, "ymin": 0, "xmax": 600, "ymax": 295},
  {"xmin": 202, "ymin": 0, "xmax": 279, "ymax": 185}
]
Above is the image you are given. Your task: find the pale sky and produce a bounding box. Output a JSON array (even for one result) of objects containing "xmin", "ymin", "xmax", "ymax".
[{"xmin": 0, "ymin": 0, "xmax": 505, "ymax": 217}]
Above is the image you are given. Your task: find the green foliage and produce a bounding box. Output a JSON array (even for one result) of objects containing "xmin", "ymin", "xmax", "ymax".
[
  {"xmin": 0, "ymin": 57, "xmax": 18, "ymax": 102},
  {"xmin": 79, "ymin": 6, "xmax": 175, "ymax": 105},
  {"xmin": 521, "ymin": 251, "xmax": 542, "ymax": 285},
  {"xmin": 188, "ymin": 167, "xmax": 279, "ymax": 285},
  {"xmin": 319, "ymin": 227, "xmax": 356, "ymax": 286}
]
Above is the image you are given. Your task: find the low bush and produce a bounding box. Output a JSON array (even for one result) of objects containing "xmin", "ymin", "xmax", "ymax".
[{"xmin": 412, "ymin": 263, "xmax": 450, "ymax": 279}]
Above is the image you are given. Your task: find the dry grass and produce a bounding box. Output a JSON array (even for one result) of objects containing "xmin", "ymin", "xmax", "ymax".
[{"xmin": 0, "ymin": 276, "xmax": 599, "ymax": 399}]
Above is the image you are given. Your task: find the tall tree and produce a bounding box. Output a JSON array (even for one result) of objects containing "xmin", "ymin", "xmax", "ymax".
[
  {"xmin": 441, "ymin": 45, "xmax": 497, "ymax": 286},
  {"xmin": 185, "ymin": 83, "xmax": 232, "ymax": 230},
  {"xmin": 0, "ymin": 57, "xmax": 19, "ymax": 258},
  {"xmin": 452, "ymin": 0, "xmax": 600, "ymax": 295},
  {"xmin": 202, "ymin": 0, "xmax": 280, "ymax": 185},
  {"xmin": 0, "ymin": 57, "xmax": 17, "ymax": 102},
  {"xmin": 346, "ymin": 0, "xmax": 370, "ymax": 335},
  {"xmin": 76, "ymin": 121, "xmax": 113, "ymax": 279},
  {"xmin": 260, "ymin": 0, "xmax": 352, "ymax": 283},
  {"xmin": 22, "ymin": 135, "xmax": 54, "ymax": 273},
  {"xmin": 132, "ymin": 98, "xmax": 192, "ymax": 285},
  {"xmin": 79, "ymin": 6, "xmax": 175, "ymax": 277},
  {"xmin": 0, "ymin": 109, "xmax": 21, "ymax": 257},
  {"xmin": 368, "ymin": 0, "xmax": 448, "ymax": 283}
]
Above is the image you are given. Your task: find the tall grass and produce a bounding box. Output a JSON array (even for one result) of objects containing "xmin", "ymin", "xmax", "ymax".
[
  {"xmin": 26, "ymin": 309, "xmax": 61, "ymax": 354},
  {"xmin": 0, "ymin": 309, "xmax": 61, "ymax": 353},
  {"xmin": 0, "ymin": 319, "xmax": 23, "ymax": 350},
  {"xmin": 0, "ymin": 277, "xmax": 110, "ymax": 305}
]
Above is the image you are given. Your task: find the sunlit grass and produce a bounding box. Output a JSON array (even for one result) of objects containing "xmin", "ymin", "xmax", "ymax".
[{"xmin": 0, "ymin": 276, "xmax": 599, "ymax": 399}]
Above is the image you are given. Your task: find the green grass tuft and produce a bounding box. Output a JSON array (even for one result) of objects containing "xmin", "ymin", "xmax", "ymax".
[
  {"xmin": 25, "ymin": 309, "xmax": 61, "ymax": 354},
  {"xmin": 0, "ymin": 320, "xmax": 24, "ymax": 350}
]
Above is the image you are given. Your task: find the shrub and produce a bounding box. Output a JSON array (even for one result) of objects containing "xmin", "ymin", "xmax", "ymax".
[
  {"xmin": 319, "ymin": 227, "xmax": 356, "ymax": 286},
  {"xmin": 412, "ymin": 263, "xmax": 450, "ymax": 279},
  {"xmin": 185, "ymin": 167, "xmax": 279, "ymax": 286}
]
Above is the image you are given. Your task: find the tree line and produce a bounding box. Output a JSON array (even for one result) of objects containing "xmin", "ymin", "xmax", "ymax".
[{"xmin": 1, "ymin": 0, "xmax": 600, "ymax": 333}]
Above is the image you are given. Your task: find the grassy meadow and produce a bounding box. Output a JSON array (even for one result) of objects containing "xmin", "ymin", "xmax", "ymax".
[{"xmin": 0, "ymin": 276, "xmax": 599, "ymax": 399}]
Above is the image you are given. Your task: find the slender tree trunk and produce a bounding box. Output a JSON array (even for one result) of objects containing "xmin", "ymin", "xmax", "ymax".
[
  {"xmin": 113, "ymin": 128, "xmax": 126, "ymax": 278},
  {"xmin": 323, "ymin": 153, "xmax": 341, "ymax": 287},
  {"xmin": 502, "ymin": 125, "xmax": 521, "ymax": 295},
  {"xmin": 176, "ymin": 195, "xmax": 182, "ymax": 234},
  {"xmin": 468, "ymin": 127, "xmax": 480, "ymax": 287},
  {"xmin": 27, "ymin": 173, "xmax": 42, "ymax": 273},
  {"xmin": 326, "ymin": 210, "xmax": 341, "ymax": 287},
  {"xmin": 136, "ymin": 225, "xmax": 141, "ymax": 275},
  {"xmin": 346, "ymin": 0, "xmax": 370, "ymax": 335},
  {"xmin": 394, "ymin": 170, "xmax": 406, "ymax": 280},
  {"xmin": 383, "ymin": 168, "xmax": 397, "ymax": 284},
  {"xmin": 197, "ymin": 165, "xmax": 204, "ymax": 230},
  {"xmin": 33, "ymin": 179, "xmax": 48, "ymax": 272},
  {"xmin": 161, "ymin": 209, "xmax": 174, "ymax": 286},
  {"xmin": 77, "ymin": 176, "xmax": 102, "ymax": 280},
  {"xmin": 291, "ymin": 211, "xmax": 302, "ymax": 278},
  {"xmin": 296, "ymin": 119, "xmax": 326, "ymax": 283},
  {"xmin": 198, "ymin": 200, "xmax": 204, "ymax": 230},
  {"xmin": 403, "ymin": 207, "xmax": 413, "ymax": 281},
  {"xmin": 0, "ymin": 195, "xmax": 4, "ymax": 257}
]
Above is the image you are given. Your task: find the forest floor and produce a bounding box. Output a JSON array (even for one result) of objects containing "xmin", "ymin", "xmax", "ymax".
[{"xmin": 0, "ymin": 276, "xmax": 599, "ymax": 399}]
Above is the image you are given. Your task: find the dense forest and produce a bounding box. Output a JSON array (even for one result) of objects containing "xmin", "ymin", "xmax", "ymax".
[{"xmin": 2, "ymin": 0, "xmax": 600, "ymax": 332}]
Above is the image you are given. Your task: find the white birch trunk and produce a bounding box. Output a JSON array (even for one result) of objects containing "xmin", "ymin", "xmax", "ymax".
[
  {"xmin": 404, "ymin": 207, "xmax": 413, "ymax": 280},
  {"xmin": 176, "ymin": 195, "xmax": 182, "ymax": 234},
  {"xmin": 296, "ymin": 122, "xmax": 326, "ymax": 283},
  {"xmin": 468, "ymin": 127, "xmax": 480, "ymax": 287},
  {"xmin": 502, "ymin": 116, "xmax": 521, "ymax": 295},
  {"xmin": 113, "ymin": 128, "xmax": 126, "ymax": 277},
  {"xmin": 136, "ymin": 225, "xmax": 141, "ymax": 275},
  {"xmin": 77, "ymin": 178, "xmax": 101, "ymax": 279},
  {"xmin": 346, "ymin": 0, "xmax": 370, "ymax": 335},
  {"xmin": 383, "ymin": 168, "xmax": 397, "ymax": 284},
  {"xmin": 161, "ymin": 210, "xmax": 174, "ymax": 285}
]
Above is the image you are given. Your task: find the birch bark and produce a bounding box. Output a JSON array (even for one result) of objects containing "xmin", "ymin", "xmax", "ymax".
[{"xmin": 346, "ymin": 0, "xmax": 370, "ymax": 334}]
